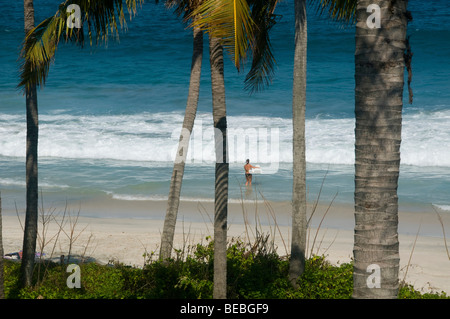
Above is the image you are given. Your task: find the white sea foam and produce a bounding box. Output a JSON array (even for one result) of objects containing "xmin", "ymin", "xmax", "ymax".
[
  {"xmin": 0, "ymin": 178, "xmax": 69, "ymax": 189},
  {"xmin": 432, "ymin": 204, "xmax": 450, "ymax": 212},
  {"xmin": 110, "ymin": 193, "xmax": 263, "ymax": 204},
  {"xmin": 1, "ymin": 110, "xmax": 450, "ymax": 167},
  {"xmin": 110, "ymin": 193, "xmax": 168, "ymax": 201}
]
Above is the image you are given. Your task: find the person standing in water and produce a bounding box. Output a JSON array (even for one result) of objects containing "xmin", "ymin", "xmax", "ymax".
[{"xmin": 244, "ymin": 159, "xmax": 259, "ymax": 186}]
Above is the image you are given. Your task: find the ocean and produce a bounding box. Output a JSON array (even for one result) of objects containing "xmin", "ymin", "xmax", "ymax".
[{"xmin": 0, "ymin": 0, "xmax": 449, "ymax": 218}]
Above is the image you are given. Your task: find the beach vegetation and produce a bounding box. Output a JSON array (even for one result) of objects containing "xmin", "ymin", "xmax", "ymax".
[{"xmin": 3, "ymin": 236, "xmax": 448, "ymax": 299}]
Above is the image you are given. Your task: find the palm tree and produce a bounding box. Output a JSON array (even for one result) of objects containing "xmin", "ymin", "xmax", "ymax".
[
  {"xmin": 288, "ymin": 0, "xmax": 307, "ymax": 287},
  {"xmin": 352, "ymin": 0, "xmax": 409, "ymax": 299},
  {"xmin": 209, "ymin": 35, "xmax": 229, "ymax": 299},
  {"xmin": 20, "ymin": 0, "xmax": 39, "ymax": 288},
  {"xmin": 285, "ymin": 0, "xmax": 358, "ymax": 287},
  {"xmin": 189, "ymin": 0, "xmax": 278, "ymax": 298},
  {"xmin": 288, "ymin": 0, "xmax": 358, "ymax": 287},
  {"xmin": 160, "ymin": 0, "xmax": 204, "ymax": 261},
  {"xmin": 18, "ymin": 0, "xmax": 143, "ymax": 287},
  {"xmin": 319, "ymin": 0, "xmax": 410, "ymax": 298}
]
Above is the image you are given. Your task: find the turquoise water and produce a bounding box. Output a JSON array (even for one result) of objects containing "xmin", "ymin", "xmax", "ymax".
[{"xmin": 0, "ymin": 1, "xmax": 449, "ymax": 217}]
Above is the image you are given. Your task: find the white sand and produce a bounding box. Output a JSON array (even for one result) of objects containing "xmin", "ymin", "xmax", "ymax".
[{"xmin": 2, "ymin": 199, "xmax": 449, "ymax": 295}]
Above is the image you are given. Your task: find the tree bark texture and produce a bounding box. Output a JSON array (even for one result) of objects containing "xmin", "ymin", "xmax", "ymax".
[
  {"xmin": 209, "ymin": 35, "xmax": 228, "ymax": 299},
  {"xmin": 353, "ymin": 0, "xmax": 408, "ymax": 299},
  {"xmin": 20, "ymin": 0, "xmax": 39, "ymax": 288},
  {"xmin": 160, "ymin": 26, "xmax": 203, "ymax": 261},
  {"xmin": 289, "ymin": 0, "xmax": 307, "ymax": 287}
]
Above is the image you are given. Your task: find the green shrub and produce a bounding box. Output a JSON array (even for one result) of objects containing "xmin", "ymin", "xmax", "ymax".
[
  {"xmin": 294, "ymin": 255, "xmax": 353, "ymax": 299},
  {"xmin": 398, "ymin": 283, "xmax": 448, "ymax": 299},
  {"xmin": 2, "ymin": 238, "xmax": 448, "ymax": 299}
]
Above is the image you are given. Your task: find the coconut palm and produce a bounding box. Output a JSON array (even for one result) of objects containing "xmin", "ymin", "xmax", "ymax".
[
  {"xmin": 287, "ymin": 0, "xmax": 357, "ymax": 287},
  {"xmin": 20, "ymin": 0, "xmax": 40, "ymax": 288},
  {"xmin": 288, "ymin": 0, "xmax": 358, "ymax": 287},
  {"xmin": 159, "ymin": 0, "xmax": 205, "ymax": 261},
  {"xmin": 209, "ymin": 34, "xmax": 229, "ymax": 299},
  {"xmin": 18, "ymin": 0, "xmax": 143, "ymax": 287},
  {"xmin": 319, "ymin": 0, "xmax": 410, "ymax": 298},
  {"xmin": 189, "ymin": 0, "xmax": 278, "ymax": 298},
  {"xmin": 288, "ymin": 0, "xmax": 307, "ymax": 288},
  {"xmin": 352, "ymin": 0, "xmax": 409, "ymax": 299}
]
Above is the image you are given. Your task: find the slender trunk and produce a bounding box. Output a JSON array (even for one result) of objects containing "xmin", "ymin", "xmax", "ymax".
[
  {"xmin": 209, "ymin": 35, "xmax": 228, "ymax": 299},
  {"xmin": 160, "ymin": 26, "xmax": 203, "ymax": 261},
  {"xmin": 20, "ymin": 0, "xmax": 39, "ymax": 288},
  {"xmin": 289, "ymin": 0, "xmax": 307, "ymax": 287},
  {"xmin": 0, "ymin": 193, "xmax": 5, "ymax": 299},
  {"xmin": 353, "ymin": 0, "xmax": 408, "ymax": 299}
]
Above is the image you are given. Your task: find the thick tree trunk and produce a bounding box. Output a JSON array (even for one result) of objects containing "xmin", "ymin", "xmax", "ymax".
[
  {"xmin": 209, "ymin": 35, "xmax": 228, "ymax": 299},
  {"xmin": 160, "ymin": 26, "xmax": 203, "ymax": 261},
  {"xmin": 20, "ymin": 0, "xmax": 39, "ymax": 288},
  {"xmin": 289, "ymin": 0, "xmax": 307, "ymax": 288},
  {"xmin": 353, "ymin": 0, "xmax": 408, "ymax": 299}
]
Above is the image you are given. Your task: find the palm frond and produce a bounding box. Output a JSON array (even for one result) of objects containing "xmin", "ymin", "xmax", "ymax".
[
  {"xmin": 166, "ymin": 0, "xmax": 203, "ymax": 22},
  {"xmin": 315, "ymin": 0, "xmax": 357, "ymax": 24},
  {"xmin": 244, "ymin": 0, "xmax": 279, "ymax": 93},
  {"xmin": 18, "ymin": 0, "xmax": 144, "ymax": 91},
  {"xmin": 190, "ymin": 0, "xmax": 256, "ymax": 71}
]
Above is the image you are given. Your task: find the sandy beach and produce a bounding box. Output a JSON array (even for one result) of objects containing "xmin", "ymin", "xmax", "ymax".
[{"xmin": 3, "ymin": 198, "xmax": 450, "ymax": 295}]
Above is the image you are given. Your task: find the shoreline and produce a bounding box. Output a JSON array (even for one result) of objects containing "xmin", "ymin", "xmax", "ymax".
[{"xmin": 3, "ymin": 198, "xmax": 450, "ymax": 295}]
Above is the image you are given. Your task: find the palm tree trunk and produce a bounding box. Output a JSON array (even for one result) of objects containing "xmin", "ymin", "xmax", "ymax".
[
  {"xmin": 353, "ymin": 0, "xmax": 408, "ymax": 299},
  {"xmin": 289, "ymin": 0, "xmax": 307, "ymax": 288},
  {"xmin": 20, "ymin": 0, "xmax": 39, "ymax": 288},
  {"xmin": 209, "ymin": 35, "xmax": 228, "ymax": 299},
  {"xmin": 160, "ymin": 25, "xmax": 203, "ymax": 261}
]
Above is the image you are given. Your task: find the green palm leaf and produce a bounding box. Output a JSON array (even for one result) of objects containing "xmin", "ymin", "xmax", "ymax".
[
  {"xmin": 244, "ymin": 0, "xmax": 279, "ymax": 93},
  {"xmin": 18, "ymin": 0, "xmax": 143, "ymax": 91},
  {"xmin": 190, "ymin": 0, "xmax": 256, "ymax": 71},
  {"xmin": 316, "ymin": 0, "xmax": 357, "ymax": 24}
]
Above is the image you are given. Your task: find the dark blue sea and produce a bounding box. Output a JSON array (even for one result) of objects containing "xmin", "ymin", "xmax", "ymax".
[{"xmin": 1, "ymin": 0, "xmax": 449, "ymax": 218}]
